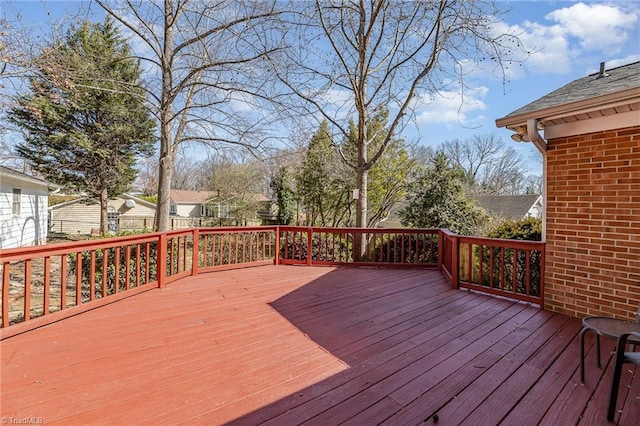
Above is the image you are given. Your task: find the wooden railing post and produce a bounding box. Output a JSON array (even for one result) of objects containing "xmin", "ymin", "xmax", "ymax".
[
  {"xmin": 274, "ymin": 226, "xmax": 280, "ymax": 265},
  {"xmin": 437, "ymin": 230, "xmax": 444, "ymax": 270},
  {"xmin": 307, "ymin": 227, "xmax": 313, "ymax": 267},
  {"xmin": 451, "ymin": 234, "xmax": 459, "ymax": 289},
  {"xmin": 192, "ymin": 229, "xmax": 199, "ymax": 276},
  {"xmin": 538, "ymin": 246, "xmax": 545, "ymax": 309},
  {"xmin": 157, "ymin": 233, "xmax": 167, "ymax": 288}
]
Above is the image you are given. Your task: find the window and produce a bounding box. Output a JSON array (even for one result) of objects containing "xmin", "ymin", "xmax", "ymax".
[
  {"xmin": 169, "ymin": 204, "xmax": 177, "ymax": 215},
  {"xmin": 12, "ymin": 188, "xmax": 21, "ymax": 216},
  {"xmin": 201, "ymin": 204, "xmax": 216, "ymax": 217},
  {"xmin": 107, "ymin": 211, "xmax": 119, "ymax": 233}
]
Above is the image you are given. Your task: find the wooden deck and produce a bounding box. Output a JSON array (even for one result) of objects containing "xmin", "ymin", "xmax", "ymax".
[{"xmin": 1, "ymin": 266, "xmax": 637, "ymax": 425}]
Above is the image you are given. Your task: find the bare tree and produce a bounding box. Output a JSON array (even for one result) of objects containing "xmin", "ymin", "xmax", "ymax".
[
  {"xmin": 96, "ymin": 0, "xmax": 284, "ymax": 230},
  {"xmin": 170, "ymin": 151, "xmax": 207, "ymax": 191},
  {"xmin": 271, "ymin": 0, "xmax": 528, "ymax": 229},
  {"xmin": 441, "ymin": 133, "xmax": 529, "ymax": 195}
]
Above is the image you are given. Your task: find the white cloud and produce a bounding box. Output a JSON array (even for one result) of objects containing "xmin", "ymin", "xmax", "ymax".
[
  {"xmin": 515, "ymin": 21, "xmax": 573, "ymax": 74},
  {"xmin": 229, "ymin": 91, "xmax": 257, "ymax": 112},
  {"xmin": 545, "ymin": 2, "xmax": 638, "ymax": 52},
  {"xmin": 462, "ymin": 19, "xmax": 573, "ymax": 78},
  {"xmin": 478, "ymin": 2, "xmax": 639, "ymax": 78},
  {"xmin": 415, "ymin": 86, "xmax": 488, "ymax": 128}
]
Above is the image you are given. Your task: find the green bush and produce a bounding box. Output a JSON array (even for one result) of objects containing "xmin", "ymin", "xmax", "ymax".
[{"xmin": 486, "ymin": 216, "xmax": 542, "ymax": 241}]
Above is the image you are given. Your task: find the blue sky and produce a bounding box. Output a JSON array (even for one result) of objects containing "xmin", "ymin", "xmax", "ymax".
[
  {"xmin": 4, "ymin": 1, "xmax": 640, "ymax": 172},
  {"xmin": 410, "ymin": 1, "xmax": 639, "ymax": 159}
]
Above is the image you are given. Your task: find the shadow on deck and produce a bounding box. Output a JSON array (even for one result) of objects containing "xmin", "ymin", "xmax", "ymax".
[{"xmin": 1, "ymin": 266, "xmax": 637, "ymax": 425}]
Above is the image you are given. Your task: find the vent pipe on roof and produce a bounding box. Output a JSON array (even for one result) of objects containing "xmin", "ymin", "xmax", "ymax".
[{"xmin": 597, "ymin": 62, "xmax": 609, "ymax": 78}]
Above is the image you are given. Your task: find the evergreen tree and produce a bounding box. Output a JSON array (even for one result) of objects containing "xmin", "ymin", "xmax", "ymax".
[
  {"xmin": 298, "ymin": 120, "xmax": 353, "ymax": 226},
  {"xmin": 270, "ymin": 166, "xmax": 296, "ymax": 225},
  {"xmin": 401, "ymin": 153, "xmax": 488, "ymax": 235},
  {"xmin": 9, "ymin": 18, "xmax": 155, "ymax": 233}
]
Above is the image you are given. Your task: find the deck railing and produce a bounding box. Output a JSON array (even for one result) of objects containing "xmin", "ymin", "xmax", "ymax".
[
  {"xmin": 440, "ymin": 229, "xmax": 544, "ymax": 305},
  {"xmin": 0, "ymin": 226, "xmax": 544, "ymax": 335},
  {"xmin": 278, "ymin": 227, "xmax": 439, "ymax": 267}
]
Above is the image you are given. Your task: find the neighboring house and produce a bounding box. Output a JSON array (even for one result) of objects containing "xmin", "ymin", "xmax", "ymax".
[
  {"xmin": 49, "ymin": 193, "xmax": 156, "ymax": 234},
  {"xmin": 496, "ymin": 60, "xmax": 640, "ymax": 320},
  {"xmin": 0, "ymin": 166, "xmax": 58, "ymax": 248},
  {"xmin": 169, "ymin": 190, "xmax": 218, "ymax": 217},
  {"xmin": 170, "ymin": 189, "xmax": 273, "ymax": 225},
  {"xmin": 469, "ymin": 194, "xmax": 542, "ymax": 220}
]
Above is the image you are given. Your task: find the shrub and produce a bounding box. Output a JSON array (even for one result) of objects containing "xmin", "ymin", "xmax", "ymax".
[{"xmin": 486, "ymin": 216, "xmax": 542, "ymax": 241}]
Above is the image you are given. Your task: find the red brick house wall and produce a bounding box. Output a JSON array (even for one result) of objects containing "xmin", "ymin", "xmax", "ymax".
[{"xmin": 545, "ymin": 125, "xmax": 640, "ymax": 320}]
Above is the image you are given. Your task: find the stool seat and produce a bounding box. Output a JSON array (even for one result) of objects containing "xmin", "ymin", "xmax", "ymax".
[{"xmin": 579, "ymin": 316, "xmax": 640, "ymax": 383}]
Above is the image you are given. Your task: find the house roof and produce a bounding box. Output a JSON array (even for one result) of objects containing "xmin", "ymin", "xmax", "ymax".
[
  {"xmin": 501, "ymin": 61, "xmax": 640, "ymax": 119},
  {"xmin": 169, "ymin": 189, "xmax": 270, "ymax": 204},
  {"xmin": 169, "ymin": 190, "xmax": 219, "ymax": 204},
  {"xmin": 496, "ymin": 61, "xmax": 640, "ymax": 141},
  {"xmin": 469, "ymin": 194, "xmax": 541, "ymax": 221},
  {"xmin": 0, "ymin": 165, "xmax": 59, "ymax": 190}
]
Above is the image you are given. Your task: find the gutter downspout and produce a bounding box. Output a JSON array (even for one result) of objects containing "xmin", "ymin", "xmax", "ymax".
[{"xmin": 526, "ymin": 118, "xmax": 547, "ymax": 243}]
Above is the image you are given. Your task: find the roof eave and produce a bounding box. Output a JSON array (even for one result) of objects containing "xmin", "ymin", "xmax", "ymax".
[{"xmin": 495, "ymin": 87, "xmax": 640, "ymax": 130}]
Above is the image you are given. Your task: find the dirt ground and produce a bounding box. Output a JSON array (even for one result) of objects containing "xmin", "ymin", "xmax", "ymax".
[{"xmin": 2, "ymin": 233, "xmax": 92, "ymax": 324}]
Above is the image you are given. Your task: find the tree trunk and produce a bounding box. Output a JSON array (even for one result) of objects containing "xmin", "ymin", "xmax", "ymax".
[
  {"xmin": 154, "ymin": 0, "xmax": 175, "ymax": 232},
  {"xmin": 155, "ymin": 141, "xmax": 173, "ymax": 231},
  {"xmin": 355, "ymin": 167, "xmax": 368, "ymax": 228},
  {"xmin": 354, "ymin": 167, "xmax": 368, "ymax": 261},
  {"xmin": 99, "ymin": 186, "xmax": 108, "ymax": 234}
]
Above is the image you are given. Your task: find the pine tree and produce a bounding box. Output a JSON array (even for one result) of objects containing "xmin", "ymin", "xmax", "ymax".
[
  {"xmin": 271, "ymin": 166, "xmax": 296, "ymax": 225},
  {"xmin": 298, "ymin": 120, "xmax": 353, "ymax": 226},
  {"xmin": 401, "ymin": 153, "xmax": 488, "ymax": 235},
  {"xmin": 9, "ymin": 18, "xmax": 155, "ymax": 233}
]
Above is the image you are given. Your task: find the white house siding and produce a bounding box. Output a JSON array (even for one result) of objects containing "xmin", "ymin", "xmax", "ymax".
[
  {"xmin": 174, "ymin": 204, "xmax": 201, "ymax": 217},
  {"xmin": 50, "ymin": 196, "xmax": 156, "ymax": 235},
  {"xmin": 49, "ymin": 202, "xmax": 101, "ymax": 234},
  {"xmin": 0, "ymin": 175, "xmax": 49, "ymax": 249}
]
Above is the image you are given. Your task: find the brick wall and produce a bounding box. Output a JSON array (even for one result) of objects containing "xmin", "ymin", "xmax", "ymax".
[{"xmin": 545, "ymin": 125, "xmax": 640, "ymax": 320}]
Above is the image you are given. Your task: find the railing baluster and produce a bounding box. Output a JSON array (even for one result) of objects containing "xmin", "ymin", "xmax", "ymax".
[
  {"xmin": 114, "ymin": 247, "xmax": 120, "ymax": 293},
  {"xmin": 125, "ymin": 246, "xmax": 131, "ymax": 291},
  {"xmin": 512, "ymin": 249, "xmax": 518, "ymax": 294},
  {"xmin": 500, "ymin": 247, "xmax": 505, "ymax": 291},
  {"xmin": 43, "ymin": 257, "xmax": 50, "ymax": 315},
  {"xmin": 525, "ymin": 250, "xmax": 531, "ymax": 296},
  {"xmin": 2, "ymin": 262, "xmax": 10, "ymax": 326},
  {"xmin": 102, "ymin": 248, "xmax": 109, "ymax": 296},
  {"xmin": 135, "ymin": 244, "xmax": 141, "ymax": 288},
  {"xmin": 144, "ymin": 244, "xmax": 150, "ymax": 284},
  {"xmin": 489, "ymin": 247, "xmax": 494, "ymax": 288},
  {"xmin": 467, "ymin": 244, "xmax": 472, "ymax": 283},
  {"xmin": 60, "ymin": 254, "xmax": 67, "ymax": 310},
  {"xmin": 75, "ymin": 253, "xmax": 82, "ymax": 306},
  {"xmin": 90, "ymin": 251, "xmax": 96, "ymax": 300},
  {"xmin": 479, "ymin": 245, "xmax": 484, "ymax": 286},
  {"xmin": 24, "ymin": 259, "xmax": 31, "ymax": 321}
]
